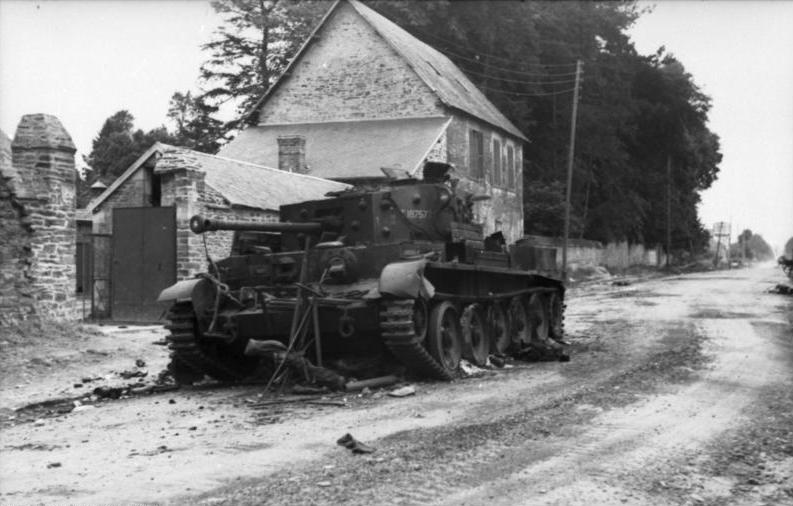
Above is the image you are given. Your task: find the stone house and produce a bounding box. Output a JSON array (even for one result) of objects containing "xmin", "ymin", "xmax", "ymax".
[
  {"xmin": 219, "ymin": 0, "xmax": 528, "ymax": 243},
  {"xmin": 0, "ymin": 115, "xmax": 79, "ymax": 323},
  {"xmin": 84, "ymin": 143, "xmax": 347, "ymax": 321}
]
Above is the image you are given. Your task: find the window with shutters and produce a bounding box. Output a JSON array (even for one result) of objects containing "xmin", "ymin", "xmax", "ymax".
[
  {"xmin": 493, "ymin": 139, "xmax": 501, "ymax": 186},
  {"xmin": 506, "ymin": 145, "xmax": 515, "ymax": 187},
  {"xmin": 469, "ymin": 129, "xmax": 484, "ymax": 180}
]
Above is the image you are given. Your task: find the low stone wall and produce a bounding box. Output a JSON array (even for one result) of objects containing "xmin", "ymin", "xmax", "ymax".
[
  {"xmin": 519, "ymin": 235, "xmax": 666, "ymax": 271},
  {"xmin": 0, "ymin": 114, "xmax": 79, "ymax": 323}
]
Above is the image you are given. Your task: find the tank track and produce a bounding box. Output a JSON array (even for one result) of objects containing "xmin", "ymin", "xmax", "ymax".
[
  {"xmin": 165, "ymin": 302, "xmax": 248, "ymax": 382},
  {"xmin": 379, "ymin": 299, "xmax": 454, "ymax": 381}
]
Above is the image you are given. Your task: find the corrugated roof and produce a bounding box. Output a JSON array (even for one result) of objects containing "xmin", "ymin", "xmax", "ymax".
[
  {"xmin": 219, "ymin": 116, "xmax": 450, "ymax": 179},
  {"xmin": 87, "ymin": 143, "xmax": 348, "ymax": 214},
  {"xmin": 347, "ymin": 0, "xmax": 526, "ymax": 141}
]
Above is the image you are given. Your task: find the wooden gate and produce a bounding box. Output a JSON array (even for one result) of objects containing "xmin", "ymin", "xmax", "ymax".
[{"xmin": 111, "ymin": 207, "xmax": 176, "ymax": 322}]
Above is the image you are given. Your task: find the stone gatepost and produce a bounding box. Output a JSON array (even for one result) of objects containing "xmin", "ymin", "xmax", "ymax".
[{"xmin": 10, "ymin": 114, "xmax": 78, "ymax": 319}]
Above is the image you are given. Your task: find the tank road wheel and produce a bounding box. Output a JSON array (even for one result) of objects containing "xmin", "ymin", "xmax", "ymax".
[
  {"xmin": 507, "ymin": 296, "xmax": 530, "ymax": 347},
  {"xmin": 379, "ymin": 299, "xmax": 454, "ymax": 381},
  {"xmin": 487, "ymin": 302, "xmax": 510, "ymax": 355},
  {"xmin": 460, "ymin": 303, "xmax": 489, "ymax": 367},
  {"xmin": 427, "ymin": 301, "xmax": 463, "ymax": 375},
  {"xmin": 547, "ymin": 291, "xmax": 565, "ymax": 341},
  {"xmin": 527, "ymin": 293, "xmax": 550, "ymax": 342}
]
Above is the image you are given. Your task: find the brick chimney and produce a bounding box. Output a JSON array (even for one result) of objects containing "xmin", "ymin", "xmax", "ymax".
[{"xmin": 277, "ymin": 135, "xmax": 307, "ymax": 174}]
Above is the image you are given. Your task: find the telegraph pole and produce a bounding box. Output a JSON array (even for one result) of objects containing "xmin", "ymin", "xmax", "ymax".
[
  {"xmin": 561, "ymin": 60, "xmax": 582, "ymax": 284},
  {"xmin": 666, "ymin": 155, "xmax": 672, "ymax": 268}
]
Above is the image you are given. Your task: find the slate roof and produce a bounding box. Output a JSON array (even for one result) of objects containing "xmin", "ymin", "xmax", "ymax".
[
  {"xmin": 246, "ymin": 0, "xmax": 526, "ymax": 142},
  {"xmin": 348, "ymin": 0, "xmax": 526, "ymax": 141},
  {"xmin": 219, "ymin": 116, "xmax": 451, "ymax": 180},
  {"xmin": 87, "ymin": 143, "xmax": 349, "ymax": 214}
]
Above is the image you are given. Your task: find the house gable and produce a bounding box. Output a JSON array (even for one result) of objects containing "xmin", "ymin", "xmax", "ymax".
[{"xmin": 257, "ymin": 1, "xmax": 443, "ymax": 125}]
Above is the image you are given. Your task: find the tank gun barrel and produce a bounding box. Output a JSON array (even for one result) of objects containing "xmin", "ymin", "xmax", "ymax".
[{"xmin": 189, "ymin": 215, "xmax": 323, "ymax": 235}]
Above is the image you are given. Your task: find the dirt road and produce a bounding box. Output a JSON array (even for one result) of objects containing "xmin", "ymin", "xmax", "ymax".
[{"xmin": 1, "ymin": 265, "xmax": 791, "ymax": 505}]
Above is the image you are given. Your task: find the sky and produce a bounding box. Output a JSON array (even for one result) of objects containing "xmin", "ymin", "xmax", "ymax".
[
  {"xmin": 629, "ymin": 1, "xmax": 793, "ymax": 252},
  {"xmin": 1, "ymin": 0, "xmax": 791, "ymax": 251}
]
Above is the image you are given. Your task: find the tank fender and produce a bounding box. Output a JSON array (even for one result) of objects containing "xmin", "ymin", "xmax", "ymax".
[
  {"xmin": 157, "ymin": 279, "xmax": 203, "ymax": 302},
  {"xmin": 379, "ymin": 259, "xmax": 435, "ymax": 299}
]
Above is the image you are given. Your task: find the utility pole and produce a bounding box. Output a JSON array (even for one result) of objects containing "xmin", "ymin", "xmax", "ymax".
[
  {"xmin": 562, "ymin": 60, "xmax": 582, "ymax": 284},
  {"xmin": 666, "ymin": 155, "xmax": 672, "ymax": 268}
]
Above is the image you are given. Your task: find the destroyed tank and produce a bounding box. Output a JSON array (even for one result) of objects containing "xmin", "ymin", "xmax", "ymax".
[{"xmin": 157, "ymin": 162, "xmax": 565, "ymax": 384}]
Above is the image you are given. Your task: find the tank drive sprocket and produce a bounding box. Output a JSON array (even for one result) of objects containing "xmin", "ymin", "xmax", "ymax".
[{"xmin": 379, "ymin": 299, "xmax": 454, "ymax": 381}]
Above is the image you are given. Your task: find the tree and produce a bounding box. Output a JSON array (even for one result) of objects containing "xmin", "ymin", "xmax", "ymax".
[
  {"xmin": 372, "ymin": 2, "xmax": 721, "ymax": 249},
  {"xmin": 167, "ymin": 91, "xmax": 227, "ymax": 153},
  {"xmin": 78, "ymin": 110, "xmax": 177, "ymax": 207},
  {"xmin": 731, "ymin": 230, "xmax": 774, "ymax": 261},
  {"xmin": 199, "ymin": 0, "xmax": 329, "ymax": 122}
]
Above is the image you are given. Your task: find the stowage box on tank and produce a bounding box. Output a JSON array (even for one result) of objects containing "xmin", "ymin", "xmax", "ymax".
[{"xmin": 158, "ymin": 162, "xmax": 565, "ymax": 383}]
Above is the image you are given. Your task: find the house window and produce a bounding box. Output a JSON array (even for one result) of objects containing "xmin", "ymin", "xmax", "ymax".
[
  {"xmin": 493, "ymin": 139, "xmax": 502, "ymax": 186},
  {"xmin": 506, "ymin": 145, "xmax": 515, "ymax": 187},
  {"xmin": 469, "ymin": 129, "xmax": 484, "ymax": 180}
]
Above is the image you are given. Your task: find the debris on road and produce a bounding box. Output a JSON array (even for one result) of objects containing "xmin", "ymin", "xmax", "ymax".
[
  {"xmin": 490, "ymin": 355, "xmax": 506, "ymax": 368},
  {"xmin": 336, "ymin": 433, "xmax": 375, "ymax": 454},
  {"xmin": 345, "ymin": 375, "xmax": 399, "ymax": 392},
  {"xmin": 387, "ymin": 385, "xmax": 416, "ymax": 398},
  {"xmin": 119, "ymin": 369, "xmax": 148, "ymax": 379},
  {"xmin": 769, "ymin": 283, "xmax": 793, "ymax": 295},
  {"xmin": 93, "ymin": 386, "xmax": 123, "ymax": 400},
  {"xmin": 459, "ymin": 359, "xmax": 488, "ymax": 377}
]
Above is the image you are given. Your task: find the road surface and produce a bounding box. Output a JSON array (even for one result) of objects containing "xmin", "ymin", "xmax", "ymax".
[{"xmin": 1, "ymin": 265, "xmax": 791, "ymax": 505}]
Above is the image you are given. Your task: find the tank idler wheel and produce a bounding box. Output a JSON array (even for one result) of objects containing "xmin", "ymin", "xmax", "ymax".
[
  {"xmin": 527, "ymin": 293, "xmax": 550, "ymax": 342},
  {"xmin": 507, "ymin": 295, "xmax": 531, "ymax": 347},
  {"xmin": 460, "ymin": 303, "xmax": 489, "ymax": 367},
  {"xmin": 487, "ymin": 302, "xmax": 510, "ymax": 355},
  {"xmin": 427, "ymin": 301, "xmax": 463, "ymax": 375}
]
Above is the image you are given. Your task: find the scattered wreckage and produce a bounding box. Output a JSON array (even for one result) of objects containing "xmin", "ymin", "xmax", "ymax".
[{"xmin": 157, "ymin": 162, "xmax": 566, "ymax": 388}]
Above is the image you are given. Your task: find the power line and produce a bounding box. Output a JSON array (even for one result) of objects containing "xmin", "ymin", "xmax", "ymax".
[
  {"xmin": 435, "ymin": 45, "xmax": 580, "ymax": 78},
  {"xmin": 476, "ymin": 84, "xmax": 579, "ymax": 97},
  {"xmin": 411, "ymin": 26, "xmax": 579, "ymax": 70},
  {"xmin": 458, "ymin": 64, "xmax": 580, "ymax": 86}
]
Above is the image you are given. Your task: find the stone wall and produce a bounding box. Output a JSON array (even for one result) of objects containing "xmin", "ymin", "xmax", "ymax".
[
  {"xmin": 0, "ymin": 114, "xmax": 78, "ymax": 323},
  {"xmin": 257, "ymin": 1, "xmax": 443, "ymax": 125},
  {"xmin": 0, "ymin": 151, "xmax": 36, "ymax": 323},
  {"xmin": 520, "ymin": 235, "xmax": 667, "ymax": 272}
]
